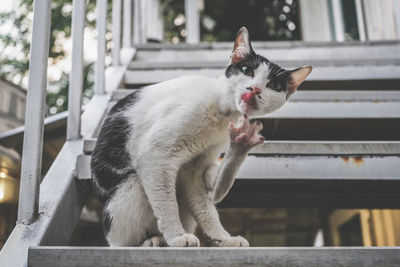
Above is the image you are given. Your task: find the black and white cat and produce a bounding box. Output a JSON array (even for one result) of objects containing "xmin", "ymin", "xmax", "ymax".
[{"xmin": 91, "ymin": 27, "xmax": 312, "ymax": 247}]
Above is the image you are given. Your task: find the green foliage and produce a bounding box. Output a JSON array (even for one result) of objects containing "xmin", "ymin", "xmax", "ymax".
[
  {"xmin": 0, "ymin": 0, "xmax": 101, "ymax": 116},
  {"xmin": 202, "ymin": 0, "xmax": 300, "ymax": 41},
  {"xmin": 162, "ymin": 0, "xmax": 300, "ymax": 43},
  {"xmin": 162, "ymin": 0, "xmax": 186, "ymax": 43}
]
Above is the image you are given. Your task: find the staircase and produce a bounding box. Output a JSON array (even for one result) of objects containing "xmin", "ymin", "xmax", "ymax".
[
  {"xmin": 78, "ymin": 42, "xmax": 400, "ymax": 211},
  {"xmin": 1, "ymin": 0, "xmax": 400, "ymax": 266}
]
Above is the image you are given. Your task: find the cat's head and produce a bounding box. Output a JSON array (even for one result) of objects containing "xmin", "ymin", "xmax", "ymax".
[{"xmin": 225, "ymin": 27, "xmax": 312, "ymax": 116}]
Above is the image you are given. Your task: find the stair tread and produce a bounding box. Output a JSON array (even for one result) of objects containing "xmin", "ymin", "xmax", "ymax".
[
  {"xmin": 112, "ymin": 89, "xmax": 400, "ymax": 102},
  {"xmin": 83, "ymin": 139, "xmax": 400, "ymax": 155},
  {"xmin": 106, "ymin": 98, "xmax": 400, "ymax": 118},
  {"xmin": 77, "ymin": 153, "xmax": 400, "ymax": 180},
  {"xmin": 28, "ymin": 246, "xmax": 400, "ymax": 267},
  {"xmin": 124, "ymin": 65, "xmax": 400, "ymax": 86},
  {"xmin": 129, "ymin": 58, "xmax": 400, "ymax": 70},
  {"xmin": 133, "ymin": 41, "xmax": 400, "ymax": 63}
]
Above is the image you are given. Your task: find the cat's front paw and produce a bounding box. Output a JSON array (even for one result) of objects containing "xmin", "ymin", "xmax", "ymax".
[
  {"xmin": 213, "ymin": 235, "xmax": 249, "ymax": 247},
  {"xmin": 167, "ymin": 233, "xmax": 200, "ymax": 247},
  {"xmin": 229, "ymin": 114, "xmax": 264, "ymax": 150}
]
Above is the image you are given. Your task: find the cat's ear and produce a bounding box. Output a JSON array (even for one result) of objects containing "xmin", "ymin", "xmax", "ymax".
[
  {"xmin": 230, "ymin": 27, "xmax": 253, "ymax": 64},
  {"xmin": 286, "ymin": 66, "xmax": 313, "ymax": 98}
]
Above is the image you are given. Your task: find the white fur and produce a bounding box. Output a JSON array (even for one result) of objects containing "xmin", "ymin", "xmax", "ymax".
[{"xmin": 105, "ymin": 70, "xmax": 287, "ymax": 247}]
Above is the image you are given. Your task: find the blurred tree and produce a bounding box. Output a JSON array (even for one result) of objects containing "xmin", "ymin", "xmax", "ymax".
[
  {"xmin": 202, "ymin": 0, "xmax": 300, "ymax": 42},
  {"xmin": 162, "ymin": 0, "xmax": 300, "ymax": 43},
  {"xmin": 162, "ymin": 0, "xmax": 186, "ymax": 43},
  {"xmin": 0, "ymin": 0, "xmax": 112, "ymax": 117}
]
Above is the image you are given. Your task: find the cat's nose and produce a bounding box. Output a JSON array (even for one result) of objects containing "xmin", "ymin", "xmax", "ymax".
[{"xmin": 251, "ymin": 86, "xmax": 262, "ymax": 95}]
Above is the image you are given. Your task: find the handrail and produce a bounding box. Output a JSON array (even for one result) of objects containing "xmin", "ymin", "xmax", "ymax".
[
  {"xmin": 17, "ymin": 0, "xmax": 52, "ymax": 225},
  {"xmin": 67, "ymin": 0, "xmax": 86, "ymax": 141},
  {"xmin": 17, "ymin": 0, "xmax": 127, "ymax": 224}
]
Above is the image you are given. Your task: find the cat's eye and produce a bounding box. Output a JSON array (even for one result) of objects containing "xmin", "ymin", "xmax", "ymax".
[
  {"xmin": 267, "ymin": 81, "xmax": 283, "ymax": 91},
  {"xmin": 241, "ymin": 66, "xmax": 254, "ymax": 77}
]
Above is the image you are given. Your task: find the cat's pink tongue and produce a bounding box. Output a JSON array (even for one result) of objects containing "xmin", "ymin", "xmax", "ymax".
[{"xmin": 241, "ymin": 92, "xmax": 256, "ymax": 106}]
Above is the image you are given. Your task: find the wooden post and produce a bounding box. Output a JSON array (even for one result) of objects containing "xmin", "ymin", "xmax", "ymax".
[
  {"xmin": 67, "ymin": 0, "xmax": 86, "ymax": 140},
  {"xmin": 17, "ymin": 0, "xmax": 52, "ymax": 224}
]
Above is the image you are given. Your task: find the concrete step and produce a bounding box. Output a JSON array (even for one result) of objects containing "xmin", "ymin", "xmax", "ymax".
[
  {"xmin": 28, "ymin": 246, "xmax": 400, "ymax": 267},
  {"xmin": 77, "ymin": 140, "xmax": 400, "ymax": 208}
]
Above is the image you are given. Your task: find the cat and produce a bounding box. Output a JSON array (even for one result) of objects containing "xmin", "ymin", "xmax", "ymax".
[{"xmin": 91, "ymin": 27, "xmax": 312, "ymax": 247}]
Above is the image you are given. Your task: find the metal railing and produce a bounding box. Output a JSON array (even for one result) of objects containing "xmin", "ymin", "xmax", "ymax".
[
  {"xmin": 16, "ymin": 0, "xmax": 200, "ymax": 225},
  {"xmin": 17, "ymin": 0, "xmax": 52, "ymax": 224},
  {"xmin": 17, "ymin": 0, "xmax": 117, "ymax": 224}
]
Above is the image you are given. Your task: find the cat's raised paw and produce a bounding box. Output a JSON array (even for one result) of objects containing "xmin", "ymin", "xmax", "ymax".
[
  {"xmin": 141, "ymin": 236, "xmax": 166, "ymax": 247},
  {"xmin": 229, "ymin": 115, "xmax": 264, "ymax": 149},
  {"xmin": 214, "ymin": 235, "xmax": 249, "ymax": 247},
  {"xmin": 168, "ymin": 233, "xmax": 200, "ymax": 247}
]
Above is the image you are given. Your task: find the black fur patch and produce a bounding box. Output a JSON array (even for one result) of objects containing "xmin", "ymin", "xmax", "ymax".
[
  {"xmin": 91, "ymin": 91, "xmax": 139, "ymax": 202},
  {"xmin": 225, "ymin": 51, "xmax": 292, "ymax": 93},
  {"xmin": 267, "ymin": 62, "xmax": 292, "ymax": 92},
  {"xmin": 103, "ymin": 210, "xmax": 112, "ymax": 235},
  {"xmin": 225, "ymin": 51, "xmax": 266, "ymax": 78}
]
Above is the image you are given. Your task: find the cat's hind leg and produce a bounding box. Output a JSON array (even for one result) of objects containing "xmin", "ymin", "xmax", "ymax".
[
  {"xmin": 104, "ymin": 176, "xmax": 159, "ymax": 246},
  {"xmin": 141, "ymin": 236, "xmax": 166, "ymax": 247}
]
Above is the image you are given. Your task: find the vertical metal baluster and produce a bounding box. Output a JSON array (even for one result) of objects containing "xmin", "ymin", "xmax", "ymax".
[
  {"xmin": 185, "ymin": 0, "xmax": 200, "ymax": 44},
  {"xmin": 355, "ymin": 0, "xmax": 367, "ymax": 41},
  {"xmin": 331, "ymin": 0, "xmax": 345, "ymax": 42},
  {"xmin": 133, "ymin": 0, "xmax": 142, "ymax": 44},
  {"xmin": 112, "ymin": 0, "xmax": 122, "ymax": 65},
  {"xmin": 17, "ymin": 0, "xmax": 52, "ymax": 224},
  {"xmin": 67, "ymin": 0, "xmax": 87, "ymax": 140},
  {"xmin": 123, "ymin": 0, "xmax": 132, "ymax": 47},
  {"xmin": 94, "ymin": 0, "xmax": 108, "ymax": 95}
]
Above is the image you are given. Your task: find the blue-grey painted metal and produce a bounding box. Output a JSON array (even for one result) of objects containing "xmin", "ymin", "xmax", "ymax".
[
  {"xmin": 330, "ymin": 0, "xmax": 345, "ymax": 42},
  {"xmin": 0, "ymin": 48, "xmax": 136, "ymax": 267},
  {"xmin": 185, "ymin": 0, "xmax": 200, "ymax": 43},
  {"xmin": 94, "ymin": 0, "xmax": 108, "ymax": 95},
  {"xmin": 67, "ymin": 0, "xmax": 86, "ymax": 140},
  {"xmin": 122, "ymin": 0, "xmax": 132, "ymax": 47},
  {"xmin": 17, "ymin": 0, "xmax": 52, "ymax": 224},
  {"xmin": 133, "ymin": 0, "xmax": 142, "ymax": 44},
  {"xmin": 112, "ymin": 0, "xmax": 122, "ymax": 65},
  {"xmin": 28, "ymin": 247, "xmax": 400, "ymax": 267},
  {"xmin": 355, "ymin": 0, "xmax": 367, "ymax": 41}
]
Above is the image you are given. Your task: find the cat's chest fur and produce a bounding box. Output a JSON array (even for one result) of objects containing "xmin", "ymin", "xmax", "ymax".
[{"xmin": 125, "ymin": 75, "xmax": 239, "ymax": 168}]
